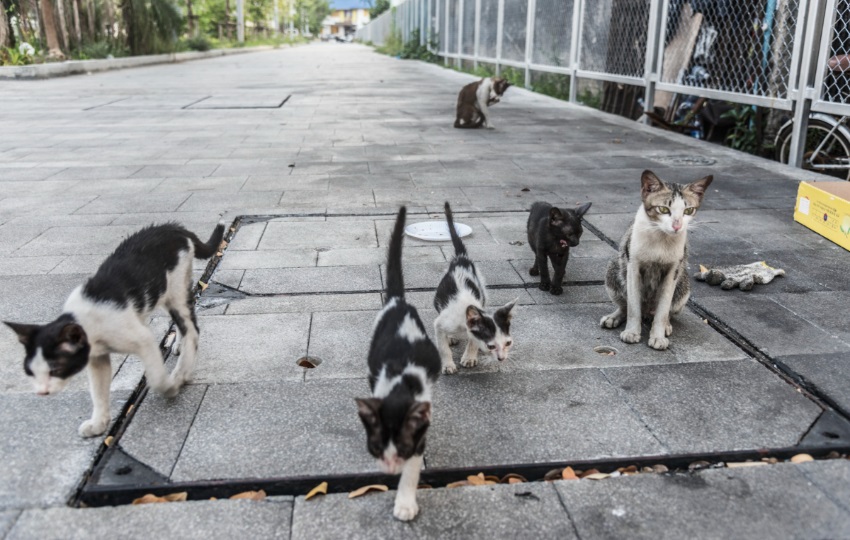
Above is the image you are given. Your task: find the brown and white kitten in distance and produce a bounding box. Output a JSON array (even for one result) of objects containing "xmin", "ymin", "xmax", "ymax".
[
  {"xmin": 454, "ymin": 77, "xmax": 511, "ymax": 129},
  {"xmin": 600, "ymin": 170, "xmax": 712, "ymax": 350}
]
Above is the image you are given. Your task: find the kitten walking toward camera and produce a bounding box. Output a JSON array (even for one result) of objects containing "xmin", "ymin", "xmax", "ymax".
[
  {"xmin": 600, "ymin": 170, "xmax": 712, "ymax": 350},
  {"xmin": 454, "ymin": 77, "xmax": 511, "ymax": 129},
  {"xmin": 356, "ymin": 206, "xmax": 440, "ymax": 522},
  {"xmin": 4, "ymin": 223, "xmax": 223, "ymax": 437},
  {"xmin": 433, "ymin": 202, "xmax": 517, "ymax": 374},
  {"xmin": 527, "ymin": 201, "xmax": 592, "ymax": 295}
]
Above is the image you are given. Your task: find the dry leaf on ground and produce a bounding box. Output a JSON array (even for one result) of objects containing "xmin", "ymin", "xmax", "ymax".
[
  {"xmin": 467, "ymin": 473, "xmax": 486, "ymax": 486},
  {"xmin": 230, "ymin": 490, "xmax": 267, "ymax": 501},
  {"xmin": 791, "ymin": 454, "xmax": 814, "ymax": 464},
  {"xmin": 348, "ymin": 485, "xmax": 389, "ymax": 499},
  {"xmin": 198, "ymin": 281, "xmax": 209, "ymax": 291},
  {"xmin": 543, "ymin": 468, "xmax": 563, "ymax": 481},
  {"xmin": 103, "ymin": 436, "xmax": 114, "ymax": 447},
  {"xmin": 561, "ymin": 467, "xmax": 578, "ymax": 480},
  {"xmin": 579, "ymin": 469, "xmax": 600, "ymax": 478},
  {"xmin": 132, "ymin": 492, "xmax": 188, "ymax": 505},
  {"xmin": 305, "ymin": 482, "xmax": 328, "ymax": 501},
  {"xmin": 501, "ymin": 473, "xmax": 527, "ymax": 484},
  {"xmin": 584, "ymin": 473, "xmax": 611, "ymax": 480},
  {"xmin": 446, "ymin": 480, "xmax": 469, "ymax": 489}
]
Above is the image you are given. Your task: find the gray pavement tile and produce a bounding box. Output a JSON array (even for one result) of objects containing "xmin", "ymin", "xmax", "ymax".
[
  {"xmin": 291, "ymin": 482, "xmax": 575, "ymax": 540},
  {"xmin": 556, "ymin": 463, "xmax": 850, "ymax": 540},
  {"xmin": 317, "ymin": 246, "xmax": 445, "ymax": 267},
  {"xmin": 170, "ymin": 379, "xmax": 374, "ymax": 481},
  {"xmin": 192, "ymin": 313, "xmax": 310, "ymax": 384},
  {"xmin": 771, "ymin": 292, "xmax": 850, "ymax": 345},
  {"xmin": 373, "ymin": 188, "xmax": 470, "ymax": 208},
  {"xmin": 0, "ymin": 510, "xmax": 20, "ymax": 539},
  {"xmin": 177, "ymin": 192, "xmax": 282, "ymax": 213},
  {"xmin": 511, "ymin": 257, "xmax": 610, "ymax": 284},
  {"xmin": 224, "ymin": 293, "xmax": 383, "ymax": 315},
  {"xmin": 229, "ymin": 222, "xmax": 266, "ymax": 251},
  {"xmin": 428, "ymin": 370, "xmax": 666, "ymax": 468},
  {"xmin": 0, "ymin": 167, "xmax": 66, "ymax": 182},
  {"xmin": 12, "ymin": 225, "xmax": 139, "ymax": 257},
  {"xmin": 327, "ymin": 174, "xmax": 414, "ymax": 189},
  {"xmin": 120, "ymin": 385, "xmax": 208, "ymax": 477},
  {"xmin": 239, "ymin": 266, "xmax": 382, "ymax": 294},
  {"xmin": 0, "ymin": 273, "xmax": 88, "ymax": 321},
  {"xmin": 133, "ymin": 164, "xmax": 220, "ymax": 178},
  {"xmin": 694, "ymin": 295, "xmax": 850, "ymax": 356},
  {"xmin": 42, "ymin": 165, "xmax": 143, "ymax": 181},
  {"xmin": 151, "ymin": 176, "xmax": 248, "ymax": 193},
  {"xmin": 380, "ymin": 260, "xmax": 523, "ymax": 289},
  {"xmin": 7, "ymin": 499, "xmax": 292, "ymax": 540},
  {"xmin": 0, "ymin": 390, "xmax": 130, "ymax": 509},
  {"xmin": 374, "ymin": 217, "xmax": 497, "ymax": 248},
  {"xmin": 259, "ymin": 220, "xmax": 378, "ymax": 250},
  {"xmin": 0, "ymin": 256, "xmax": 63, "ymax": 276},
  {"xmin": 797, "ymin": 460, "xmax": 850, "ymax": 515},
  {"xmin": 75, "ymin": 193, "xmax": 191, "ymax": 215},
  {"xmin": 242, "ymin": 174, "xmax": 330, "ymax": 191},
  {"xmin": 66, "ymin": 177, "xmax": 164, "ymax": 196},
  {"xmin": 777, "ymin": 353, "xmax": 850, "ymax": 413},
  {"xmin": 402, "ymin": 288, "xmax": 537, "ymax": 311},
  {"xmin": 526, "ymin": 284, "xmax": 612, "ymax": 304},
  {"xmin": 210, "ymin": 269, "xmax": 244, "ymax": 289},
  {"xmin": 602, "ymin": 360, "xmax": 822, "ymax": 453},
  {"xmin": 219, "ymin": 248, "xmax": 317, "ymax": 269}
]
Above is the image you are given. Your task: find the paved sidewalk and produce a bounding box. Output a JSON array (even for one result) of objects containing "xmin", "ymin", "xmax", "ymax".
[{"xmin": 1, "ymin": 43, "xmax": 849, "ymax": 539}]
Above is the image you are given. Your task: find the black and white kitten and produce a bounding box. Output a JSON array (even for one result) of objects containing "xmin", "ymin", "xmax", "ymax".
[
  {"xmin": 4, "ymin": 223, "xmax": 224, "ymax": 437},
  {"xmin": 601, "ymin": 170, "xmax": 712, "ymax": 350},
  {"xmin": 356, "ymin": 206, "xmax": 440, "ymax": 522},
  {"xmin": 433, "ymin": 202, "xmax": 517, "ymax": 374},
  {"xmin": 527, "ymin": 201, "xmax": 592, "ymax": 296}
]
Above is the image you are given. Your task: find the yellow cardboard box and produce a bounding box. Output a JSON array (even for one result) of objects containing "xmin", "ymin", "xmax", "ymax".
[{"xmin": 794, "ymin": 181, "xmax": 850, "ymax": 251}]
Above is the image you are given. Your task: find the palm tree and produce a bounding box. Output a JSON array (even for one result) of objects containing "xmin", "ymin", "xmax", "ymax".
[
  {"xmin": 39, "ymin": 0, "xmax": 65, "ymax": 57},
  {"xmin": 121, "ymin": 0, "xmax": 181, "ymax": 55}
]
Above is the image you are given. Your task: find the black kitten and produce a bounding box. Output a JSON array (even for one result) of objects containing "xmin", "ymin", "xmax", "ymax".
[
  {"xmin": 355, "ymin": 206, "xmax": 440, "ymax": 522},
  {"xmin": 527, "ymin": 201, "xmax": 592, "ymax": 295}
]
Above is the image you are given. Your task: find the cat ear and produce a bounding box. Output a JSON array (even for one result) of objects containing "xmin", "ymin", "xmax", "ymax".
[
  {"xmin": 496, "ymin": 299, "xmax": 519, "ymax": 321},
  {"xmin": 549, "ymin": 207, "xmax": 564, "ymax": 222},
  {"xmin": 4, "ymin": 321, "xmax": 39, "ymax": 346},
  {"xmin": 466, "ymin": 306, "xmax": 483, "ymax": 330},
  {"xmin": 685, "ymin": 175, "xmax": 713, "ymax": 200},
  {"xmin": 405, "ymin": 401, "xmax": 431, "ymax": 431},
  {"xmin": 355, "ymin": 398, "xmax": 382, "ymax": 428},
  {"xmin": 57, "ymin": 323, "xmax": 87, "ymax": 355},
  {"xmin": 640, "ymin": 170, "xmax": 664, "ymax": 199},
  {"xmin": 575, "ymin": 202, "xmax": 592, "ymax": 218}
]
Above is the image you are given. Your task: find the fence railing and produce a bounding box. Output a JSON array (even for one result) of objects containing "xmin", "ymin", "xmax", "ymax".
[{"xmin": 356, "ymin": 0, "xmax": 850, "ymax": 171}]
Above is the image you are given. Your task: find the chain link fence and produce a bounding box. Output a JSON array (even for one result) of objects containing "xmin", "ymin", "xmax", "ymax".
[{"xmin": 356, "ymin": 0, "xmax": 850, "ymax": 171}]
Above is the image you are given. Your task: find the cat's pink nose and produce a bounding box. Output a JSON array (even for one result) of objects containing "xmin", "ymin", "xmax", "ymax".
[{"xmin": 672, "ymin": 222, "xmax": 682, "ymax": 231}]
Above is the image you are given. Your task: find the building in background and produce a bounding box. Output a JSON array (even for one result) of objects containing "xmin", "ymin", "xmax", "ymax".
[{"xmin": 322, "ymin": 0, "xmax": 371, "ymax": 39}]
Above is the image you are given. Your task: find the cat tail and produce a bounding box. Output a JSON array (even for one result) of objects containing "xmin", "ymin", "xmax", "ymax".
[
  {"xmin": 444, "ymin": 201, "xmax": 467, "ymax": 257},
  {"xmin": 386, "ymin": 206, "xmax": 407, "ymax": 300},
  {"xmin": 190, "ymin": 224, "xmax": 226, "ymax": 259}
]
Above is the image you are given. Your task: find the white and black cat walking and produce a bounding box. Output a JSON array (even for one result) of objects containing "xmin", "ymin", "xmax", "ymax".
[
  {"xmin": 4, "ymin": 222, "xmax": 224, "ymax": 437},
  {"xmin": 356, "ymin": 206, "xmax": 441, "ymax": 522},
  {"xmin": 433, "ymin": 202, "xmax": 517, "ymax": 374},
  {"xmin": 600, "ymin": 170, "xmax": 712, "ymax": 350}
]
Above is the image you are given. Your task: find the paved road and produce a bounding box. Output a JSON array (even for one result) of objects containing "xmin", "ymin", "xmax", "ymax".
[{"xmin": 1, "ymin": 43, "xmax": 849, "ymax": 539}]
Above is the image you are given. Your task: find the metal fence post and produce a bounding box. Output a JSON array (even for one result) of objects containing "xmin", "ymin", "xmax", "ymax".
[
  {"xmin": 457, "ymin": 0, "xmax": 464, "ymax": 68},
  {"xmin": 789, "ymin": 0, "xmax": 830, "ymax": 167},
  {"xmin": 568, "ymin": 0, "xmax": 583, "ymax": 102},
  {"xmin": 445, "ymin": 0, "xmax": 450, "ymax": 64},
  {"xmin": 473, "ymin": 0, "xmax": 482, "ymax": 69},
  {"xmin": 641, "ymin": 0, "xmax": 665, "ymax": 124},
  {"xmin": 524, "ymin": 0, "xmax": 536, "ymax": 88},
  {"xmin": 495, "ymin": 0, "xmax": 505, "ymax": 76}
]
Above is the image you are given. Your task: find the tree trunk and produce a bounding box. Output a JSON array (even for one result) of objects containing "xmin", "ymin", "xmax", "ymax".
[
  {"xmin": 56, "ymin": 0, "xmax": 69, "ymax": 51},
  {"xmin": 72, "ymin": 0, "xmax": 82, "ymax": 44},
  {"xmin": 85, "ymin": 0, "xmax": 94, "ymax": 40},
  {"xmin": 186, "ymin": 0, "xmax": 193, "ymax": 36},
  {"xmin": 39, "ymin": 0, "xmax": 65, "ymax": 58},
  {"xmin": 0, "ymin": 0, "xmax": 11, "ymax": 47},
  {"xmin": 225, "ymin": 0, "xmax": 231, "ymax": 39},
  {"xmin": 104, "ymin": 0, "xmax": 114, "ymax": 39}
]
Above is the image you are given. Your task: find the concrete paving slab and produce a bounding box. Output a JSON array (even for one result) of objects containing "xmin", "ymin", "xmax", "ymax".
[
  {"xmin": 555, "ymin": 463, "xmax": 850, "ymax": 540},
  {"xmin": 778, "ymin": 353, "xmax": 850, "ymax": 414},
  {"xmin": 239, "ymin": 266, "xmax": 382, "ymax": 294},
  {"xmin": 427, "ymin": 370, "xmax": 666, "ymax": 468},
  {"xmin": 7, "ymin": 499, "xmax": 292, "ymax": 540},
  {"xmin": 380, "ymin": 260, "xmax": 524, "ymax": 290},
  {"xmin": 0, "ymin": 510, "xmax": 20, "ymax": 539},
  {"xmin": 11, "ymin": 225, "xmax": 139, "ymax": 257},
  {"xmin": 797, "ymin": 460, "xmax": 850, "ymax": 515},
  {"xmin": 224, "ymin": 293, "xmax": 383, "ymax": 315},
  {"xmin": 0, "ymin": 390, "xmax": 130, "ymax": 509},
  {"xmin": 120, "ymin": 385, "xmax": 208, "ymax": 477},
  {"xmin": 317, "ymin": 246, "xmax": 445, "ymax": 267},
  {"xmin": 259, "ymin": 220, "xmax": 378, "ymax": 250},
  {"xmin": 291, "ymin": 482, "xmax": 575, "ymax": 540},
  {"xmin": 170, "ymin": 379, "xmax": 374, "ymax": 481},
  {"xmin": 192, "ymin": 313, "xmax": 310, "ymax": 384},
  {"xmin": 603, "ymin": 360, "xmax": 822, "ymax": 452},
  {"xmin": 374, "ymin": 217, "xmax": 497, "ymax": 247},
  {"xmin": 218, "ymin": 248, "xmax": 317, "ymax": 270}
]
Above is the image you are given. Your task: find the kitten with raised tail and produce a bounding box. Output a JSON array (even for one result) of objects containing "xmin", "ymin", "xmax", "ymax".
[
  {"xmin": 433, "ymin": 202, "xmax": 517, "ymax": 374},
  {"xmin": 527, "ymin": 201, "xmax": 592, "ymax": 295},
  {"xmin": 356, "ymin": 206, "xmax": 440, "ymax": 522},
  {"xmin": 4, "ymin": 222, "xmax": 224, "ymax": 437},
  {"xmin": 454, "ymin": 77, "xmax": 511, "ymax": 129},
  {"xmin": 600, "ymin": 170, "xmax": 712, "ymax": 350}
]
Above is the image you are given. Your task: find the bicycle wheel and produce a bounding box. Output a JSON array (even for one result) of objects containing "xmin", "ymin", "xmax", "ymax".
[{"xmin": 776, "ymin": 118, "xmax": 850, "ymax": 180}]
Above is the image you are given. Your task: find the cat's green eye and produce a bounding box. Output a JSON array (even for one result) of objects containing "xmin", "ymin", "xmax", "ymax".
[
  {"xmin": 657, "ymin": 206, "xmax": 670, "ymax": 214},
  {"xmin": 684, "ymin": 207, "xmax": 695, "ymax": 216}
]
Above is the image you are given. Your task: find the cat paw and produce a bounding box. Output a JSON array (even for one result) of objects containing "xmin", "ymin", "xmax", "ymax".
[
  {"xmin": 442, "ymin": 363, "xmax": 458, "ymax": 375},
  {"xmin": 460, "ymin": 354, "xmax": 478, "ymax": 368},
  {"xmin": 664, "ymin": 323, "xmax": 673, "ymax": 337},
  {"xmin": 155, "ymin": 380, "xmax": 181, "ymax": 398},
  {"xmin": 485, "ymin": 124, "xmax": 495, "ymax": 130},
  {"xmin": 620, "ymin": 330, "xmax": 641, "ymax": 344},
  {"xmin": 529, "ymin": 266, "xmax": 540, "ymax": 276},
  {"xmin": 538, "ymin": 281, "xmax": 551, "ymax": 291},
  {"xmin": 393, "ymin": 497, "xmax": 419, "ymax": 521},
  {"xmin": 600, "ymin": 314, "xmax": 624, "ymax": 329},
  {"xmin": 171, "ymin": 341, "xmax": 182, "ymax": 356},
  {"xmin": 550, "ymin": 285, "xmax": 563, "ymax": 296},
  {"xmin": 648, "ymin": 335, "xmax": 670, "ymax": 350},
  {"xmin": 78, "ymin": 417, "xmax": 110, "ymax": 438}
]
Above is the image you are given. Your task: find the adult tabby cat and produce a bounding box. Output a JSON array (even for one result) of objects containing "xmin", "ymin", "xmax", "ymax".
[
  {"xmin": 5, "ymin": 223, "xmax": 224, "ymax": 437},
  {"xmin": 600, "ymin": 170, "xmax": 712, "ymax": 350}
]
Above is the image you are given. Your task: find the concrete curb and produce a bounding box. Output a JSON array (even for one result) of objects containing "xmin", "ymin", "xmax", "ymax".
[{"xmin": 0, "ymin": 46, "xmax": 277, "ymax": 80}]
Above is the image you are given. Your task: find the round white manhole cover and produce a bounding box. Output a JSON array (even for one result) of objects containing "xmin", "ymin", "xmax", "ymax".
[{"xmin": 405, "ymin": 221, "xmax": 472, "ymax": 241}]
